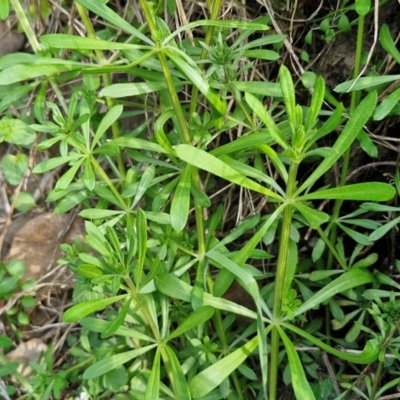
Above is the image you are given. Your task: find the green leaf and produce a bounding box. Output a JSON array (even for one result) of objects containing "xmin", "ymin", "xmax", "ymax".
[
  {"xmin": 355, "ymin": 0, "xmax": 370, "ymax": 15},
  {"xmin": 278, "ymin": 326, "xmax": 316, "ymax": 399},
  {"xmin": 297, "ymin": 91, "xmax": 377, "ymax": 193},
  {"xmin": 0, "ymin": 117, "xmax": 36, "ymax": 145},
  {"xmin": 0, "ymin": 362, "xmax": 18, "ymax": 378},
  {"xmin": 33, "ymin": 154, "xmax": 81, "ymax": 173},
  {"xmin": 131, "ymin": 165, "xmax": 155, "ymax": 207},
  {"xmin": 165, "ymin": 49, "xmax": 227, "ymax": 116},
  {"xmin": 279, "ymin": 65, "xmax": 296, "ymax": 127},
  {"xmin": 369, "ymin": 215, "xmax": 400, "ymax": 241},
  {"xmin": 76, "ymin": 264, "xmax": 103, "ymax": 278},
  {"xmin": 145, "ymin": 349, "xmax": 161, "ymax": 400},
  {"xmin": 112, "ymin": 137, "xmax": 166, "ymax": 153},
  {"xmin": 189, "ymin": 334, "xmax": 259, "ymax": 398},
  {"xmin": 168, "ymin": 306, "xmax": 214, "ymax": 340},
  {"xmin": 92, "ymin": 105, "xmax": 123, "ymax": 149},
  {"xmin": 283, "ymin": 322, "xmax": 379, "ymax": 364},
  {"xmin": 207, "ymin": 249, "xmax": 258, "ymax": 298},
  {"xmin": 234, "ymin": 81, "xmax": 282, "ymax": 97},
  {"xmin": 76, "ymin": 0, "xmax": 153, "ymax": 45},
  {"xmin": 244, "ymin": 49, "xmax": 280, "ymax": 61},
  {"xmin": 164, "ymin": 19, "xmax": 269, "ymax": 45},
  {"xmin": 0, "ymin": 335, "xmax": 13, "ymax": 348},
  {"xmin": 83, "ymin": 157, "xmax": 95, "ymax": 191},
  {"xmin": 0, "ymin": 63, "xmax": 82, "ymax": 85},
  {"xmin": 13, "ymin": 191, "xmax": 36, "ymax": 212},
  {"xmin": 171, "ymin": 164, "xmax": 192, "ymax": 232},
  {"xmin": 0, "ymin": 0, "xmax": 9, "ymax": 19},
  {"xmin": 79, "ymin": 209, "xmax": 123, "ymax": 219},
  {"xmin": 164, "ymin": 345, "xmax": 191, "ymax": 400},
  {"xmin": 298, "ymin": 182, "xmax": 395, "ymax": 202},
  {"xmin": 1, "ymin": 153, "xmax": 28, "ymax": 185},
  {"xmin": 0, "ymin": 81, "xmax": 40, "ymax": 114},
  {"xmin": 379, "ymin": 24, "xmax": 400, "ymax": 64},
  {"xmin": 294, "ymin": 203, "xmax": 329, "ymax": 229},
  {"xmin": 136, "ymin": 209, "xmax": 147, "ymax": 288},
  {"xmin": 334, "ymin": 75, "xmax": 400, "ymax": 93},
  {"xmin": 211, "ymin": 214, "xmax": 260, "ymax": 251},
  {"xmin": 174, "ymin": 145, "xmax": 283, "ymax": 200},
  {"xmin": 305, "ymin": 76, "xmax": 325, "ymax": 131},
  {"xmin": 64, "ymin": 295, "xmax": 127, "ymax": 323},
  {"xmin": 245, "ymin": 92, "xmax": 288, "ymax": 149},
  {"xmin": 100, "ymin": 81, "xmax": 170, "ymax": 98},
  {"xmin": 55, "ymin": 158, "xmax": 85, "ymax": 190},
  {"xmin": 101, "ymin": 297, "xmax": 133, "ymax": 338},
  {"xmin": 190, "ymin": 183, "xmax": 210, "ymax": 208},
  {"xmin": 155, "ymin": 273, "xmax": 257, "ymax": 320},
  {"xmin": 337, "ymin": 222, "xmax": 372, "ymax": 246},
  {"xmin": 80, "ymin": 317, "xmax": 153, "ymax": 341},
  {"xmin": 83, "ymin": 344, "xmax": 157, "ymax": 379},
  {"xmin": 41, "ymin": 34, "xmax": 143, "ymax": 51},
  {"xmin": 374, "ymin": 86, "xmax": 400, "ymax": 121},
  {"xmin": 92, "ymin": 143, "xmax": 120, "ymax": 156},
  {"xmin": 154, "ymin": 109, "xmax": 177, "ymax": 154},
  {"xmin": 295, "ymin": 268, "xmax": 374, "ymax": 316}
]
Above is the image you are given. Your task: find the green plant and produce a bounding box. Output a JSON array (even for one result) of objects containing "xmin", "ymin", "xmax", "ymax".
[{"xmin": 0, "ymin": 0, "xmax": 399, "ymax": 399}]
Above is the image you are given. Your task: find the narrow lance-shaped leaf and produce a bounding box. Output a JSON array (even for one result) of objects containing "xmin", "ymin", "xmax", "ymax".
[
  {"xmin": 145, "ymin": 348, "xmax": 161, "ymax": 400},
  {"xmin": 189, "ymin": 334, "xmax": 260, "ymax": 398},
  {"xmin": 83, "ymin": 344, "xmax": 157, "ymax": 379},
  {"xmin": 164, "ymin": 345, "xmax": 191, "ymax": 400},
  {"xmin": 335, "ymin": 75, "xmax": 400, "ymax": 93},
  {"xmin": 64, "ymin": 295, "xmax": 128, "ymax": 323},
  {"xmin": 174, "ymin": 145, "xmax": 283, "ymax": 200},
  {"xmin": 41, "ymin": 34, "xmax": 147, "ymax": 51},
  {"xmin": 294, "ymin": 202, "xmax": 329, "ymax": 229},
  {"xmin": 135, "ymin": 209, "xmax": 147, "ymax": 288},
  {"xmin": 283, "ymin": 322, "xmax": 379, "ymax": 364},
  {"xmin": 245, "ymin": 92, "xmax": 288, "ymax": 149},
  {"xmin": 279, "ymin": 65, "xmax": 296, "ymax": 129},
  {"xmin": 214, "ymin": 204, "xmax": 286, "ymax": 297},
  {"xmin": 154, "ymin": 109, "xmax": 176, "ymax": 154},
  {"xmin": 298, "ymin": 182, "xmax": 395, "ymax": 202},
  {"xmin": 163, "ymin": 19, "xmax": 269, "ymax": 45},
  {"xmin": 92, "ymin": 105, "xmax": 123, "ymax": 150},
  {"xmin": 374, "ymin": 86, "xmax": 400, "ymax": 121},
  {"xmin": 83, "ymin": 157, "xmax": 95, "ymax": 191},
  {"xmin": 296, "ymin": 91, "xmax": 377, "ymax": 194},
  {"xmin": 170, "ymin": 164, "xmax": 192, "ymax": 232},
  {"xmin": 0, "ymin": 0, "xmax": 9, "ymax": 19},
  {"xmin": 294, "ymin": 268, "xmax": 373, "ymax": 316},
  {"xmin": 131, "ymin": 165, "xmax": 155, "ymax": 207},
  {"xmin": 100, "ymin": 81, "xmax": 169, "ymax": 98},
  {"xmin": 278, "ymin": 326, "xmax": 316, "ymax": 400},
  {"xmin": 76, "ymin": 0, "xmax": 153, "ymax": 45},
  {"xmin": 165, "ymin": 49, "xmax": 227, "ymax": 116},
  {"xmin": 101, "ymin": 297, "xmax": 133, "ymax": 338},
  {"xmin": 379, "ymin": 24, "xmax": 400, "ymax": 64},
  {"xmin": 168, "ymin": 306, "xmax": 214, "ymax": 340},
  {"xmin": 305, "ymin": 76, "xmax": 325, "ymax": 131}
]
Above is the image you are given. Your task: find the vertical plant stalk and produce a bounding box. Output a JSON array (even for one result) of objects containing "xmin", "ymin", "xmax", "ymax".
[
  {"xmin": 370, "ymin": 319, "xmax": 400, "ymax": 399},
  {"xmin": 325, "ymin": 12, "xmax": 366, "ymax": 345},
  {"xmin": 269, "ymin": 161, "xmax": 299, "ymax": 400},
  {"xmin": 75, "ymin": 3, "xmax": 126, "ymax": 178},
  {"xmin": 188, "ymin": 0, "xmax": 223, "ymax": 119}
]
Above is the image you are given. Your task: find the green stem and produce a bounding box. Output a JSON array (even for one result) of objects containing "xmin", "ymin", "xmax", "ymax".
[
  {"xmin": 188, "ymin": 0, "xmax": 223, "ymax": 121},
  {"xmin": 269, "ymin": 161, "xmax": 299, "ymax": 400},
  {"xmin": 325, "ymin": 12, "xmax": 366, "ymax": 346}
]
